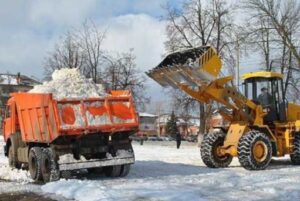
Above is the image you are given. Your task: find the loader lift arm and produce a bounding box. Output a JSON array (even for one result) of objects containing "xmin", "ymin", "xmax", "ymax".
[{"xmin": 147, "ymin": 46, "xmax": 265, "ymax": 126}]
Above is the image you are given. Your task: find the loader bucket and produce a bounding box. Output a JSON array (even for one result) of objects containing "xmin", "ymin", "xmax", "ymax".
[{"xmin": 146, "ymin": 46, "xmax": 222, "ymax": 88}]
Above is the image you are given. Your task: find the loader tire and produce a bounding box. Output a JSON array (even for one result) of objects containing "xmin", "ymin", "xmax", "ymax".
[
  {"xmin": 119, "ymin": 164, "xmax": 131, "ymax": 177},
  {"xmin": 200, "ymin": 131, "xmax": 232, "ymax": 168},
  {"xmin": 104, "ymin": 165, "xmax": 122, "ymax": 177},
  {"xmin": 290, "ymin": 133, "xmax": 300, "ymax": 165},
  {"xmin": 28, "ymin": 147, "xmax": 43, "ymax": 182},
  {"xmin": 238, "ymin": 130, "xmax": 272, "ymax": 170},
  {"xmin": 41, "ymin": 148, "xmax": 60, "ymax": 183}
]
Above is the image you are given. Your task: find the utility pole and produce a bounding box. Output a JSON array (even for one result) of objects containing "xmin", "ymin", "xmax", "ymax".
[{"xmin": 236, "ymin": 36, "xmax": 240, "ymax": 88}]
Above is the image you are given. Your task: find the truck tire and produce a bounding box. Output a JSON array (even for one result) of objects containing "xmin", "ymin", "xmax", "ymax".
[
  {"xmin": 238, "ymin": 130, "xmax": 272, "ymax": 170},
  {"xmin": 200, "ymin": 131, "xmax": 232, "ymax": 168},
  {"xmin": 8, "ymin": 146, "xmax": 21, "ymax": 169},
  {"xmin": 8, "ymin": 134, "xmax": 22, "ymax": 169},
  {"xmin": 290, "ymin": 133, "xmax": 300, "ymax": 165},
  {"xmin": 28, "ymin": 147, "xmax": 43, "ymax": 182},
  {"xmin": 104, "ymin": 165, "xmax": 122, "ymax": 177},
  {"xmin": 41, "ymin": 148, "xmax": 60, "ymax": 183},
  {"xmin": 119, "ymin": 164, "xmax": 131, "ymax": 177},
  {"xmin": 87, "ymin": 167, "xmax": 103, "ymax": 174}
]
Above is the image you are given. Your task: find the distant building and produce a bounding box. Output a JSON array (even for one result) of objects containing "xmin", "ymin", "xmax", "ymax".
[
  {"xmin": 138, "ymin": 112, "xmax": 158, "ymax": 137},
  {"xmin": 0, "ymin": 73, "xmax": 40, "ymax": 107},
  {"xmin": 187, "ymin": 117, "xmax": 200, "ymax": 136},
  {"xmin": 207, "ymin": 110, "xmax": 230, "ymax": 129}
]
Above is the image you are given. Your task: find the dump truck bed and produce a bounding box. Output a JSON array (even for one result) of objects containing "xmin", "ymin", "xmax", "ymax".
[{"xmin": 10, "ymin": 90, "xmax": 138, "ymax": 143}]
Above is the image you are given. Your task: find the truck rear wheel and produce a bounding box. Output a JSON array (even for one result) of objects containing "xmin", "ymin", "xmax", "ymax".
[
  {"xmin": 119, "ymin": 164, "xmax": 131, "ymax": 177},
  {"xmin": 41, "ymin": 148, "xmax": 60, "ymax": 183},
  {"xmin": 290, "ymin": 133, "xmax": 300, "ymax": 165},
  {"xmin": 200, "ymin": 131, "xmax": 232, "ymax": 168},
  {"xmin": 238, "ymin": 130, "xmax": 272, "ymax": 170},
  {"xmin": 104, "ymin": 165, "xmax": 122, "ymax": 177},
  {"xmin": 28, "ymin": 147, "xmax": 43, "ymax": 182}
]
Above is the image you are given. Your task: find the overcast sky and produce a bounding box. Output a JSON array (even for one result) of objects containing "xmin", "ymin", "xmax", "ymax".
[{"xmin": 0, "ymin": 0, "xmax": 262, "ymax": 113}]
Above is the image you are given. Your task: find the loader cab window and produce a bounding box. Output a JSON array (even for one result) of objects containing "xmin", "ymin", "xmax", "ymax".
[{"xmin": 244, "ymin": 77, "xmax": 286, "ymax": 122}]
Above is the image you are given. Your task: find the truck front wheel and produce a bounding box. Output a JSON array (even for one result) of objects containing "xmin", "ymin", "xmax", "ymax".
[
  {"xmin": 28, "ymin": 147, "xmax": 43, "ymax": 182},
  {"xmin": 8, "ymin": 146, "xmax": 21, "ymax": 169}
]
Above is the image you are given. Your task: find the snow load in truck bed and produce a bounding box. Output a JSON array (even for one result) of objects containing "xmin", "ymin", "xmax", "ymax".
[{"xmin": 29, "ymin": 68, "xmax": 106, "ymax": 100}]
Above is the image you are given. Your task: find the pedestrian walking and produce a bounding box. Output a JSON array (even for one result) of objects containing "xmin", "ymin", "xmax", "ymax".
[{"xmin": 176, "ymin": 132, "xmax": 181, "ymax": 149}]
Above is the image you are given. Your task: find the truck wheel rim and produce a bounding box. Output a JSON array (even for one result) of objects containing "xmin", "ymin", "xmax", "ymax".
[{"xmin": 253, "ymin": 141, "xmax": 268, "ymax": 162}]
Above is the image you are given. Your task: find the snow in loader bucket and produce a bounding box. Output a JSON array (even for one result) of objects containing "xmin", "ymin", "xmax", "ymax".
[{"xmin": 146, "ymin": 46, "xmax": 222, "ymax": 89}]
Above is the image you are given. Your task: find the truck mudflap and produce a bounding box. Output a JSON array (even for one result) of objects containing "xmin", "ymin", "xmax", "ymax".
[{"xmin": 58, "ymin": 151, "xmax": 135, "ymax": 171}]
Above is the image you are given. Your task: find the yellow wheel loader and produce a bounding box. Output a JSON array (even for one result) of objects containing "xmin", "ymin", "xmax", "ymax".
[{"xmin": 147, "ymin": 46, "xmax": 300, "ymax": 170}]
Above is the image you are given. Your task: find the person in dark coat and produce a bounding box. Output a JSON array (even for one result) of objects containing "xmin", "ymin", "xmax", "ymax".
[{"xmin": 176, "ymin": 132, "xmax": 182, "ymax": 149}]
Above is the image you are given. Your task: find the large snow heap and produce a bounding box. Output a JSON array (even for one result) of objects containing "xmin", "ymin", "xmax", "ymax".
[{"xmin": 29, "ymin": 68, "xmax": 106, "ymax": 100}]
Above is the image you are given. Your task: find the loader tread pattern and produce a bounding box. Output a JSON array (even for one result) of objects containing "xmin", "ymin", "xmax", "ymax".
[
  {"xmin": 201, "ymin": 131, "xmax": 232, "ymax": 168},
  {"xmin": 290, "ymin": 134, "xmax": 300, "ymax": 165},
  {"xmin": 238, "ymin": 130, "xmax": 272, "ymax": 170}
]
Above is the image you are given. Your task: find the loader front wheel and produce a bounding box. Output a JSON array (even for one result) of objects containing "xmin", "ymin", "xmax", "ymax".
[
  {"xmin": 28, "ymin": 147, "xmax": 43, "ymax": 182},
  {"xmin": 41, "ymin": 148, "xmax": 60, "ymax": 183},
  {"xmin": 238, "ymin": 130, "xmax": 272, "ymax": 170},
  {"xmin": 200, "ymin": 131, "xmax": 232, "ymax": 168},
  {"xmin": 290, "ymin": 133, "xmax": 300, "ymax": 165}
]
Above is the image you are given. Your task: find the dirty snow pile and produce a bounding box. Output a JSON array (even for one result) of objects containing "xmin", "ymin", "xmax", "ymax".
[
  {"xmin": 29, "ymin": 68, "xmax": 106, "ymax": 100},
  {"xmin": 0, "ymin": 165, "xmax": 32, "ymax": 183}
]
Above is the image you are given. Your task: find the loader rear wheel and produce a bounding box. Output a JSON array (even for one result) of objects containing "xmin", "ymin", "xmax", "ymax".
[
  {"xmin": 104, "ymin": 165, "xmax": 122, "ymax": 177},
  {"xmin": 119, "ymin": 164, "xmax": 131, "ymax": 177},
  {"xmin": 28, "ymin": 147, "xmax": 43, "ymax": 182},
  {"xmin": 238, "ymin": 130, "xmax": 272, "ymax": 170},
  {"xmin": 200, "ymin": 131, "xmax": 232, "ymax": 168},
  {"xmin": 290, "ymin": 134, "xmax": 300, "ymax": 165},
  {"xmin": 41, "ymin": 148, "xmax": 60, "ymax": 183}
]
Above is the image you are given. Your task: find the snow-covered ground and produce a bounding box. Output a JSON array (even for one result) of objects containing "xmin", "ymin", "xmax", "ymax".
[{"xmin": 0, "ymin": 138, "xmax": 300, "ymax": 201}]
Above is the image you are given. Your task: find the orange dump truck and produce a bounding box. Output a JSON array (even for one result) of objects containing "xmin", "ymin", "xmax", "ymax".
[{"xmin": 2, "ymin": 90, "xmax": 138, "ymax": 182}]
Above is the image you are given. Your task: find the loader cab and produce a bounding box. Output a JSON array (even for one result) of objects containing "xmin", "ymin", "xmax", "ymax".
[{"xmin": 242, "ymin": 71, "xmax": 286, "ymax": 122}]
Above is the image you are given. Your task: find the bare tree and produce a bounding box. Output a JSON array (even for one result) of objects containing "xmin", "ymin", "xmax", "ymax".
[
  {"xmin": 164, "ymin": 0, "xmax": 235, "ymax": 134},
  {"xmin": 44, "ymin": 31, "xmax": 85, "ymax": 79},
  {"xmin": 103, "ymin": 49, "xmax": 150, "ymax": 110},
  {"xmin": 244, "ymin": 0, "xmax": 300, "ymax": 68},
  {"xmin": 243, "ymin": 0, "xmax": 300, "ymax": 101},
  {"xmin": 44, "ymin": 22, "xmax": 106, "ymax": 82},
  {"xmin": 79, "ymin": 21, "xmax": 106, "ymax": 83}
]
